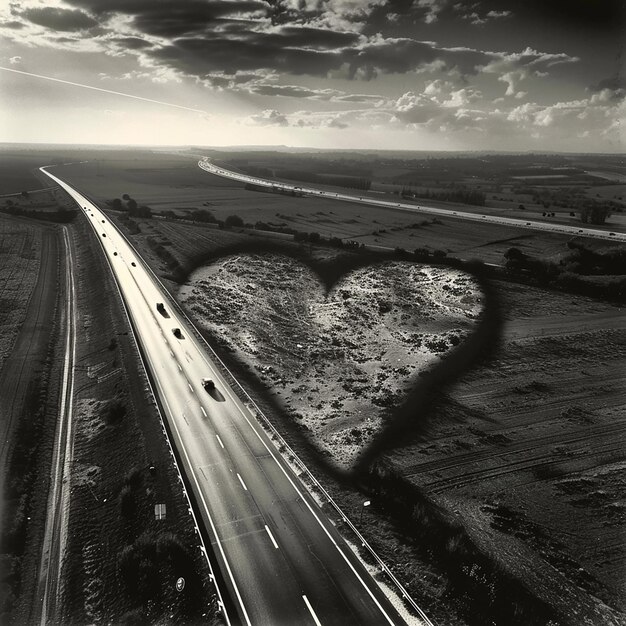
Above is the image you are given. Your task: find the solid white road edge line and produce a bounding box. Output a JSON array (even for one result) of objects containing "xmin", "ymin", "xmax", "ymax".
[{"xmin": 216, "ymin": 434, "xmax": 225, "ymax": 449}]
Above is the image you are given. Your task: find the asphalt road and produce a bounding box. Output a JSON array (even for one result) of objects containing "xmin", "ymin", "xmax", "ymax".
[
  {"xmin": 198, "ymin": 159, "xmax": 626, "ymax": 243},
  {"xmin": 40, "ymin": 166, "xmax": 411, "ymax": 626}
]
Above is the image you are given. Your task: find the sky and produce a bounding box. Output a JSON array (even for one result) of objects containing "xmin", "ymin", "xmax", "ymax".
[{"xmin": 0, "ymin": 0, "xmax": 624, "ymax": 151}]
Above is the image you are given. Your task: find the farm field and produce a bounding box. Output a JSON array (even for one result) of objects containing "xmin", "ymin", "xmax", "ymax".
[
  {"xmin": 0, "ymin": 216, "xmax": 46, "ymax": 368},
  {"xmin": 391, "ymin": 281, "xmax": 626, "ymax": 622},
  {"xmin": 0, "ymin": 213, "xmax": 62, "ymax": 623},
  {"xmin": 52, "ymin": 154, "xmax": 624, "ymax": 269}
]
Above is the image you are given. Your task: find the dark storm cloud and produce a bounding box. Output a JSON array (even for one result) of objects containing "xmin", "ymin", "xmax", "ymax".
[
  {"xmin": 110, "ymin": 36, "xmax": 153, "ymax": 50},
  {"xmin": 590, "ymin": 76, "xmax": 626, "ymax": 93},
  {"xmin": 21, "ymin": 7, "xmax": 98, "ymax": 31},
  {"xmin": 248, "ymin": 84, "xmax": 330, "ymax": 98},
  {"xmin": 151, "ymin": 36, "xmax": 343, "ymax": 77},
  {"xmin": 261, "ymin": 27, "xmax": 360, "ymax": 49},
  {"xmin": 64, "ymin": 0, "xmax": 268, "ymax": 35},
  {"xmin": 335, "ymin": 93, "xmax": 386, "ymax": 102},
  {"xmin": 345, "ymin": 38, "xmax": 489, "ymax": 79},
  {"xmin": 147, "ymin": 29, "xmax": 575, "ymax": 84},
  {"xmin": 27, "ymin": 0, "xmax": 577, "ymax": 87},
  {"xmin": 1, "ymin": 20, "xmax": 25, "ymax": 29}
]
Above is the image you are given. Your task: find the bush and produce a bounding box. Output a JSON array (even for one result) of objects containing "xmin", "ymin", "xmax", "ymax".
[{"xmin": 102, "ymin": 398, "xmax": 126, "ymax": 425}]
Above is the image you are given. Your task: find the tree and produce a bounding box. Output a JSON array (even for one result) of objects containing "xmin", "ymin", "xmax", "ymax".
[
  {"xmin": 580, "ymin": 205, "xmax": 610, "ymax": 225},
  {"xmin": 111, "ymin": 198, "xmax": 123, "ymax": 209},
  {"xmin": 224, "ymin": 214, "xmax": 244, "ymax": 228},
  {"xmin": 504, "ymin": 247, "xmax": 525, "ymax": 262},
  {"xmin": 122, "ymin": 193, "xmax": 130, "ymax": 201},
  {"xmin": 127, "ymin": 198, "xmax": 137, "ymax": 210},
  {"xmin": 21, "ymin": 190, "xmax": 29, "ymax": 198}
]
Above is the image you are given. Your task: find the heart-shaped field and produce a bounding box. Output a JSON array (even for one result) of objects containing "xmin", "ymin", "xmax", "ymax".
[{"xmin": 179, "ymin": 252, "xmax": 484, "ymax": 469}]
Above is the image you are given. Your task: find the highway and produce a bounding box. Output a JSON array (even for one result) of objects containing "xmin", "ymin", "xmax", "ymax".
[
  {"xmin": 39, "ymin": 166, "xmax": 413, "ymax": 626},
  {"xmin": 198, "ymin": 159, "xmax": 626, "ymax": 243}
]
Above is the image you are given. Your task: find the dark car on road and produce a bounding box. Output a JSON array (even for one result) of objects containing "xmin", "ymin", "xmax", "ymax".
[
  {"xmin": 172, "ymin": 328, "xmax": 183, "ymax": 339},
  {"xmin": 202, "ymin": 378, "xmax": 215, "ymax": 391}
]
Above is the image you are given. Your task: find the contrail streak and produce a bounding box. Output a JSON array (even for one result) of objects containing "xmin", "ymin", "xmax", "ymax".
[{"xmin": 0, "ymin": 66, "xmax": 207, "ymax": 115}]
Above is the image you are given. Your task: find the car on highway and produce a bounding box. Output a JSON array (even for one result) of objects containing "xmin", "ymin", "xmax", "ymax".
[
  {"xmin": 131, "ymin": 261, "xmax": 136, "ymax": 267},
  {"xmin": 610, "ymin": 232, "xmax": 616, "ymax": 236},
  {"xmin": 202, "ymin": 378, "xmax": 215, "ymax": 391},
  {"xmin": 172, "ymin": 328, "xmax": 183, "ymax": 339},
  {"xmin": 102, "ymin": 220, "xmax": 105, "ymax": 223},
  {"xmin": 156, "ymin": 302, "xmax": 166, "ymax": 315},
  {"xmin": 102, "ymin": 233, "xmax": 106, "ymax": 237},
  {"xmin": 113, "ymin": 252, "xmax": 117, "ymax": 256}
]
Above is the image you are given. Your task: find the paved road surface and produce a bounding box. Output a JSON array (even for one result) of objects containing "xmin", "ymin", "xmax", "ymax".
[
  {"xmin": 198, "ymin": 159, "xmax": 625, "ymax": 243},
  {"xmin": 40, "ymin": 166, "xmax": 413, "ymax": 626}
]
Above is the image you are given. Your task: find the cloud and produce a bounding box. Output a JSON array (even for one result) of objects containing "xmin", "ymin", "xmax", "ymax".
[
  {"xmin": 9, "ymin": 55, "xmax": 21, "ymax": 64},
  {"xmin": 245, "ymin": 108, "xmax": 289, "ymax": 126},
  {"xmin": 20, "ymin": 7, "xmax": 98, "ymax": 32},
  {"xmin": 482, "ymin": 46, "xmax": 579, "ymax": 96},
  {"xmin": 506, "ymin": 94, "xmax": 625, "ymax": 140},
  {"xmin": 109, "ymin": 36, "xmax": 152, "ymax": 50},
  {"xmin": 589, "ymin": 75, "xmax": 626, "ymax": 101},
  {"xmin": 246, "ymin": 83, "xmax": 341, "ymax": 99}
]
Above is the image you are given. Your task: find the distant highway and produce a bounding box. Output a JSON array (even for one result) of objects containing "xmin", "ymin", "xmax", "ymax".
[
  {"xmin": 198, "ymin": 159, "xmax": 626, "ymax": 243},
  {"xmin": 40, "ymin": 166, "xmax": 415, "ymax": 626}
]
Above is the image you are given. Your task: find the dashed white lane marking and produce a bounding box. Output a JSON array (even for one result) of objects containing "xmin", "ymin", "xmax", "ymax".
[
  {"xmin": 303, "ymin": 595, "xmax": 322, "ymax": 626},
  {"xmin": 200, "ymin": 406, "xmax": 207, "ymax": 418},
  {"xmin": 264, "ymin": 525, "xmax": 278, "ymax": 549},
  {"xmin": 178, "ymin": 364, "xmax": 182, "ymax": 372},
  {"xmin": 237, "ymin": 473, "xmax": 248, "ymax": 491},
  {"xmin": 188, "ymin": 382, "xmax": 194, "ymax": 393},
  {"xmin": 216, "ymin": 434, "xmax": 224, "ymax": 449},
  {"xmin": 169, "ymin": 350, "xmax": 174, "ymax": 357}
]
